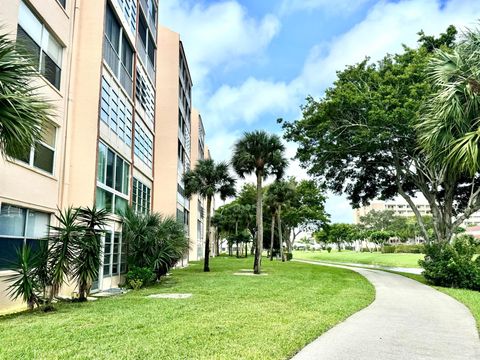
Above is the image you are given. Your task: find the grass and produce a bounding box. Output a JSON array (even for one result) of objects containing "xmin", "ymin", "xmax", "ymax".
[
  {"xmin": 293, "ymin": 250, "xmax": 424, "ymax": 268},
  {"xmin": 0, "ymin": 256, "xmax": 374, "ymax": 360},
  {"xmin": 385, "ymin": 270, "xmax": 480, "ymax": 332}
]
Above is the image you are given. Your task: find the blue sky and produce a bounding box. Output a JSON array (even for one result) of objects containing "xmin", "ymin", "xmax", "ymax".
[{"xmin": 159, "ymin": 0, "xmax": 480, "ymax": 223}]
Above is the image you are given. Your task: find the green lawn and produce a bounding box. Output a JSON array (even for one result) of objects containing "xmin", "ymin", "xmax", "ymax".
[
  {"xmin": 294, "ymin": 250, "xmax": 424, "ymax": 268},
  {"xmin": 0, "ymin": 257, "xmax": 374, "ymax": 360}
]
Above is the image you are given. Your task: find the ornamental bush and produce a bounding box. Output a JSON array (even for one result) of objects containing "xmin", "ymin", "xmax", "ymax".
[
  {"xmin": 419, "ymin": 235, "xmax": 480, "ymax": 290},
  {"xmin": 125, "ymin": 267, "xmax": 154, "ymax": 289}
]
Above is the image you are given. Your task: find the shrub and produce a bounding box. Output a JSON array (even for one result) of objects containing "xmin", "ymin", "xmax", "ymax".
[
  {"xmin": 394, "ymin": 244, "xmax": 425, "ymax": 254},
  {"xmin": 419, "ymin": 235, "xmax": 480, "ymax": 290},
  {"xmin": 382, "ymin": 245, "xmax": 396, "ymax": 253},
  {"xmin": 125, "ymin": 267, "xmax": 154, "ymax": 289},
  {"xmin": 326, "ymin": 246, "xmax": 332, "ymax": 253},
  {"xmin": 285, "ymin": 252, "xmax": 293, "ymax": 261}
]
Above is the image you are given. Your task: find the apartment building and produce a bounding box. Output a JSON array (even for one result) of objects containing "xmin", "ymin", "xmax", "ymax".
[
  {"xmin": 354, "ymin": 197, "xmax": 480, "ymax": 227},
  {"xmin": 188, "ymin": 109, "xmax": 206, "ymax": 261},
  {"xmin": 0, "ymin": 0, "xmax": 161, "ymax": 313},
  {"xmin": 154, "ymin": 26, "xmax": 193, "ymax": 264}
]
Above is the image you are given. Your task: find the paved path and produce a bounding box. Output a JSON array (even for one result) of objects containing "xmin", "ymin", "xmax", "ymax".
[
  {"xmin": 299, "ymin": 259, "xmax": 423, "ymax": 274},
  {"xmin": 292, "ymin": 260, "xmax": 480, "ymax": 360}
]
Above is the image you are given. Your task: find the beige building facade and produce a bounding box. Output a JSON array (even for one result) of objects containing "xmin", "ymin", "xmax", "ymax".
[{"xmin": 0, "ymin": 0, "xmax": 212, "ymax": 314}]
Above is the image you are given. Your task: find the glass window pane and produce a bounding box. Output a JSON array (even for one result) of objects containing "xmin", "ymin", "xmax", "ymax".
[
  {"xmin": 115, "ymin": 156, "xmax": 124, "ymax": 192},
  {"xmin": 0, "ymin": 238, "xmax": 25, "ymax": 270},
  {"xmin": 41, "ymin": 51, "xmax": 61, "ymax": 89},
  {"xmin": 0, "ymin": 205, "xmax": 26, "ymax": 237},
  {"xmin": 33, "ymin": 143, "xmax": 54, "ymax": 173},
  {"xmin": 41, "ymin": 30, "xmax": 62, "ymax": 66},
  {"xmin": 103, "ymin": 232, "xmax": 112, "ymax": 276},
  {"xmin": 114, "ymin": 197, "xmax": 128, "ymax": 216},
  {"xmin": 96, "ymin": 187, "xmax": 113, "ymax": 212},
  {"xmin": 41, "ymin": 122, "xmax": 56, "ymax": 147},
  {"xmin": 97, "ymin": 143, "xmax": 107, "ymax": 183},
  {"xmin": 18, "ymin": 1, "xmax": 42, "ymax": 45},
  {"xmin": 26, "ymin": 210, "xmax": 49, "ymax": 238},
  {"xmin": 106, "ymin": 149, "xmax": 115, "ymax": 188},
  {"xmin": 16, "ymin": 25, "xmax": 40, "ymax": 67},
  {"xmin": 123, "ymin": 163, "xmax": 130, "ymax": 195}
]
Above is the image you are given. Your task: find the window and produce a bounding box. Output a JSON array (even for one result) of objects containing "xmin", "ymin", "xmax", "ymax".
[
  {"xmin": 118, "ymin": 0, "xmax": 137, "ymax": 34},
  {"xmin": 104, "ymin": 4, "xmax": 134, "ymax": 96},
  {"xmin": 17, "ymin": 1, "xmax": 62, "ymax": 89},
  {"xmin": 96, "ymin": 142, "xmax": 130, "ymax": 215},
  {"xmin": 134, "ymin": 119, "xmax": 153, "ymax": 168},
  {"xmin": 57, "ymin": 0, "xmax": 66, "ymax": 9},
  {"xmin": 132, "ymin": 178, "xmax": 151, "ymax": 214},
  {"xmin": 17, "ymin": 122, "xmax": 56, "ymax": 174},
  {"xmin": 100, "ymin": 76, "xmax": 133, "ymax": 146},
  {"xmin": 102, "ymin": 231, "xmax": 125, "ymax": 276},
  {"xmin": 137, "ymin": 12, "xmax": 156, "ymax": 68},
  {"xmin": 0, "ymin": 204, "xmax": 49, "ymax": 270},
  {"xmin": 135, "ymin": 66, "xmax": 155, "ymax": 126}
]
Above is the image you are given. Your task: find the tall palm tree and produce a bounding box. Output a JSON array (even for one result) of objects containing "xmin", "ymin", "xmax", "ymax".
[
  {"xmin": 232, "ymin": 131, "xmax": 287, "ymax": 274},
  {"xmin": 266, "ymin": 180, "xmax": 295, "ymax": 261},
  {"xmin": 183, "ymin": 159, "xmax": 236, "ymax": 272},
  {"xmin": 0, "ymin": 31, "xmax": 52, "ymax": 159},
  {"xmin": 418, "ymin": 27, "xmax": 480, "ymax": 175}
]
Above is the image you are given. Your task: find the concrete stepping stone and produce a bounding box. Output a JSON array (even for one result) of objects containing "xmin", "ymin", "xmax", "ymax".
[{"xmin": 147, "ymin": 293, "xmax": 192, "ymax": 299}]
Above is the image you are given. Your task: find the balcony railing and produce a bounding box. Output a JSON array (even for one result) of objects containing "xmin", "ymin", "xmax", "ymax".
[
  {"xmin": 119, "ymin": 64, "xmax": 133, "ymax": 98},
  {"xmin": 136, "ymin": 35, "xmax": 155, "ymax": 82},
  {"xmin": 139, "ymin": 0, "xmax": 157, "ymax": 38},
  {"xmin": 103, "ymin": 37, "xmax": 119, "ymax": 75}
]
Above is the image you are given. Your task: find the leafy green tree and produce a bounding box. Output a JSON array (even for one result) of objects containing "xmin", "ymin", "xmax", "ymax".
[
  {"xmin": 282, "ymin": 179, "xmax": 329, "ymax": 251},
  {"xmin": 0, "ymin": 31, "xmax": 52, "ymax": 159},
  {"xmin": 184, "ymin": 159, "xmax": 236, "ymax": 272},
  {"xmin": 282, "ymin": 26, "xmax": 477, "ymax": 244},
  {"xmin": 232, "ymin": 131, "xmax": 287, "ymax": 274}
]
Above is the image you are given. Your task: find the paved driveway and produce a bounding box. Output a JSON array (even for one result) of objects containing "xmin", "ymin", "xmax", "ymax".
[{"xmin": 292, "ymin": 260, "xmax": 480, "ymax": 360}]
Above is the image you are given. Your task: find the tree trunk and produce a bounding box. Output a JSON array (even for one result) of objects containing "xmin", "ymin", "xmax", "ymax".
[
  {"xmin": 277, "ymin": 207, "xmax": 284, "ymax": 262},
  {"xmin": 204, "ymin": 196, "xmax": 212, "ymax": 272},
  {"xmin": 254, "ymin": 171, "xmax": 263, "ymax": 274},
  {"xmin": 270, "ymin": 214, "xmax": 275, "ymax": 261},
  {"xmin": 235, "ymin": 221, "xmax": 239, "ymax": 258},
  {"xmin": 245, "ymin": 241, "xmax": 248, "ymax": 258}
]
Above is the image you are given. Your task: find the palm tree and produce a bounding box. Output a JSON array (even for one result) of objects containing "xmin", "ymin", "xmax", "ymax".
[
  {"xmin": 0, "ymin": 31, "xmax": 52, "ymax": 159},
  {"xmin": 183, "ymin": 159, "xmax": 236, "ymax": 272},
  {"xmin": 232, "ymin": 131, "xmax": 287, "ymax": 274},
  {"xmin": 48, "ymin": 207, "xmax": 82, "ymax": 305},
  {"xmin": 122, "ymin": 207, "xmax": 190, "ymax": 280},
  {"xmin": 74, "ymin": 207, "xmax": 109, "ymax": 301},
  {"xmin": 418, "ymin": 27, "xmax": 480, "ymax": 175}
]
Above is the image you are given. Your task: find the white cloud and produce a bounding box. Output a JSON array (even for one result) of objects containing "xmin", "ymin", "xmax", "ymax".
[
  {"xmin": 279, "ymin": 0, "xmax": 370, "ymax": 16},
  {"xmin": 202, "ymin": 0, "xmax": 480, "ymax": 131},
  {"xmin": 158, "ymin": 0, "xmax": 280, "ymax": 85}
]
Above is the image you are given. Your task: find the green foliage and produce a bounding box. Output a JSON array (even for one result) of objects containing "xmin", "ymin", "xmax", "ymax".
[
  {"xmin": 382, "ymin": 245, "xmax": 396, "ymax": 254},
  {"xmin": 73, "ymin": 207, "xmax": 109, "ymax": 301},
  {"xmin": 394, "ymin": 244, "xmax": 425, "ymax": 254},
  {"xmin": 6, "ymin": 245, "xmax": 40, "ymax": 310},
  {"xmin": 419, "ymin": 235, "xmax": 480, "ymax": 290},
  {"xmin": 0, "ymin": 31, "xmax": 53, "ymax": 159},
  {"xmin": 281, "ymin": 26, "xmax": 480, "ymax": 243},
  {"xmin": 122, "ymin": 207, "xmax": 189, "ymax": 280},
  {"xmin": 183, "ymin": 158, "xmax": 236, "ymax": 272},
  {"xmin": 125, "ymin": 267, "xmax": 154, "ymax": 289},
  {"xmin": 326, "ymin": 247, "xmax": 332, "ymax": 253},
  {"xmin": 232, "ymin": 130, "xmax": 288, "ymax": 274}
]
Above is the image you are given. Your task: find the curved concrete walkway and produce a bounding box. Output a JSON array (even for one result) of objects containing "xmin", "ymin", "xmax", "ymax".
[{"xmin": 292, "ymin": 260, "xmax": 480, "ymax": 360}]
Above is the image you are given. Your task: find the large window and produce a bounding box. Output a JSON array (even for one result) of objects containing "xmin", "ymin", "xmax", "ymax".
[
  {"xmin": 0, "ymin": 204, "xmax": 50, "ymax": 270},
  {"xmin": 96, "ymin": 142, "xmax": 130, "ymax": 215},
  {"xmin": 100, "ymin": 75, "xmax": 133, "ymax": 147},
  {"xmin": 135, "ymin": 66, "xmax": 155, "ymax": 127},
  {"xmin": 17, "ymin": 1, "xmax": 63, "ymax": 89},
  {"xmin": 137, "ymin": 11, "xmax": 156, "ymax": 80},
  {"xmin": 104, "ymin": 4, "xmax": 134, "ymax": 96},
  {"xmin": 132, "ymin": 178, "xmax": 151, "ymax": 214},
  {"xmin": 17, "ymin": 122, "xmax": 56, "ymax": 174},
  {"xmin": 102, "ymin": 231, "xmax": 126, "ymax": 276},
  {"xmin": 134, "ymin": 119, "xmax": 153, "ymax": 168}
]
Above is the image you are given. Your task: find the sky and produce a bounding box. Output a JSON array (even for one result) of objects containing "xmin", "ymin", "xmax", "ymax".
[{"xmin": 158, "ymin": 0, "xmax": 480, "ymax": 223}]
